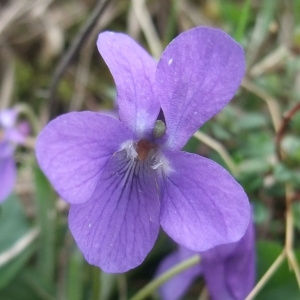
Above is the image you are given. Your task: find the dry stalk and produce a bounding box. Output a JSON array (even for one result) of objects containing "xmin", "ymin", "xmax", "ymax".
[
  {"xmin": 131, "ymin": 0, "xmax": 163, "ymax": 58},
  {"xmin": 70, "ymin": 0, "xmax": 125, "ymax": 111},
  {"xmin": 0, "ymin": 227, "xmax": 39, "ymax": 267},
  {"xmin": 241, "ymin": 78, "xmax": 282, "ymax": 133},
  {"xmin": 249, "ymin": 46, "xmax": 289, "ymax": 78},
  {"xmin": 245, "ymin": 250, "xmax": 286, "ymax": 300},
  {"xmin": 193, "ymin": 131, "xmax": 239, "ymax": 177}
]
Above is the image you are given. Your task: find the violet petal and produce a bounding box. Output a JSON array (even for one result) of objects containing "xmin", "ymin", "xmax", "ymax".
[
  {"xmin": 0, "ymin": 109, "xmax": 18, "ymax": 129},
  {"xmin": 36, "ymin": 112, "xmax": 136, "ymax": 204},
  {"xmin": 0, "ymin": 154, "xmax": 16, "ymax": 203},
  {"xmin": 156, "ymin": 247, "xmax": 201, "ymax": 300},
  {"xmin": 202, "ymin": 218, "xmax": 255, "ymax": 300},
  {"xmin": 0, "ymin": 142, "xmax": 14, "ymax": 159},
  {"xmin": 156, "ymin": 27, "xmax": 245, "ymax": 150},
  {"xmin": 97, "ymin": 32, "xmax": 160, "ymax": 139},
  {"xmin": 159, "ymin": 150, "xmax": 250, "ymax": 251},
  {"xmin": 68, "ymin": 149, "xmax": 160, "ymax": 273},
  {"xmin": 5, "ymin": 128, "xmax": 26, "ymax": 144}
]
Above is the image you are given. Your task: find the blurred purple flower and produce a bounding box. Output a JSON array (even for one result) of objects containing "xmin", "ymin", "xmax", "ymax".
[
  {"xmin": 157, "ymin": 217, "xmax": 255, "ymax": 300},
  {"xmin": 36, "ymin": 27, "xmax": 249, "ymax": 273},
  {"xmin": 0, "ymin": 109, "xmax": 28, "ymax": 202}
]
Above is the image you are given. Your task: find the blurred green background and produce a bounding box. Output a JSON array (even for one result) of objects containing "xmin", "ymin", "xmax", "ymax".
[{"xmin": 1, "ymin": 0, "xmax": 300, "ymax": 299}]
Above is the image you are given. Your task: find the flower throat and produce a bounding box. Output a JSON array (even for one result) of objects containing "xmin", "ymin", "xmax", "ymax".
[{"xmin": 136, "ymin": 120, "xmax": 166, "ymax": 161}]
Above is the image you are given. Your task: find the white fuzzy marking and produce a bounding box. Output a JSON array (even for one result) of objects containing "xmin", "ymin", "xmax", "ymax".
[
  {"xmin": 168, "ymin": 58, "xmax": 173, "ymax": 65},
  {"xmin": 151, "ymin": 159, "xmax": 163, "ymax": 170},
  {"xmin": 151, "ymin": 152, "xmax": 173, "ymax": 175},
  {"xmin": 121, "ymin": 140, "xmax": 138, "ymax": 161}
]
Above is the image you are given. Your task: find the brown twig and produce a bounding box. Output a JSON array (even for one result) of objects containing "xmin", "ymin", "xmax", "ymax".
[
  {"xmin": 131, "ymin": 0, "xmax": 163, "ymax": 58},
  {"xmin": 274, "ymin": 102, "xmax": 300, "ymax": 287},
  {"xmin": 47, "ymin": 0, "xmax": 110, "ymax": 120},
  {"xmin": 275, "ymin": 102, "xmax": 300, "ymax": 161},
  {"xmin": 285, "ymin": 184, "xmax": 300, "ymax": 287},
  {"xmin": 69, "ymin": 0, "xmax": 125, "ymax": 112},
  {"xmin": 242, "ymin": 78, "xmax": 282, "ymax": 133}
]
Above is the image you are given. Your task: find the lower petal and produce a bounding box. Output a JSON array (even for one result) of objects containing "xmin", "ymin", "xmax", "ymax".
[
  {"xmin": 69, "ymin": 150, "xmax": 160, "ymax": 273},
  {"xmin": 159, "ymin": 150, "xmax": 250, "ymax": 251}
]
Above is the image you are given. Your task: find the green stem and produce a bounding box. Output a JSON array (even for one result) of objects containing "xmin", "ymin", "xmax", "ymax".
[
  {"xmin": 34, "ymin": 166, "xmax": 56, "ymax": 288},
  {"xmin": 163, "ymin": 0, "xmax": 179, "ymax": 46},
  {"xmin": 235, "ymin": 0, "xmax": 252, "ymax": 42},
  {"xmin": 129, "ymin": 254, "xmax": 200, "ymax": 300},
  {"xmin": 92, "ymin": 266, "xmax": 101, "ymax": 300}
]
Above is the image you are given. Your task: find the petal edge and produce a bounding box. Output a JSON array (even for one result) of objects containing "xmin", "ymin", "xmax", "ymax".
[
  {"xmin": 36, "ymin": 112, "xmax": 136, "ymax": 204},
  {"xmin": 159, "ymin": 150, "xmax": 250, "ymax": 251},
  {"xmin": 156, "ymin": 27, "xmax": 245, "ymax": 150}
]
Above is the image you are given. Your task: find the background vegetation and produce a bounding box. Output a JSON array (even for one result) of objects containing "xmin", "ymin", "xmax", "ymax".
[{"xmin": 1, "ymin": 0, "xmax": 300, "ymax": 299}]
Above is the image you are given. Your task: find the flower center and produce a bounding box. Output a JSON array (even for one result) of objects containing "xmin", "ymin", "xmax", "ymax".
[
  {"xmin": 136, "ymin": 139, "xmax": 154, "ymax": 161},
  {"xmin": 122, "ymin": 139, "xmax": 170, "ymax": 172}
]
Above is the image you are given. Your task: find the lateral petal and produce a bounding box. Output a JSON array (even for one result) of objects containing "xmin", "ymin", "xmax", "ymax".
[
  {"xmin": 97, "ymin": 32, "xmax": 160, "ymax": 138},
  {"xmin": 69, "ymin": 150, "xmax": 160, "ymax": 273},
  {"xmin": 36, "ymin": 112, "xmax": 136, "ymax": 204},
  {"xmin": 156, "ymin": 27, "xmax": 245, "ymax": 150},
  {"xmin": 159, "ymin": 150, "xmax": 250, "ymax": 251}
]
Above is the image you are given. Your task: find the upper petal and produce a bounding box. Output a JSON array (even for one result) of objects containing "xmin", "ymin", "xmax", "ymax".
[
  {"xmin": 69, "ymin": 149, "xmax": 160, "ymax": 273},
  {"xmin": 156, "ymin": 27, "xmax": 245, "ymax": 150},
  {"xmin": 36, "ymin": 112, "xmax": 136, "ymax": 204},
  {"xmin": 97, "ymin": 32, "xmax": 160, "ymax": 139},
  {"xmin": 159, "ymin": 150, "xmax": 250, "ymax": 251},
  {"xmin": 0, "ymin": 155, "xmax": 16, "ymax": 203}
]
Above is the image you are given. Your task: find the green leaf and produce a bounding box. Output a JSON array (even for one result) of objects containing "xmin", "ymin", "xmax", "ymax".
[
  {"xmin": 0, "ymin": 242, "xmax": 37, "ymax": 290},
  {"xmin": 34, "ymin": 165, "xmax": 56, "ymax": 287},
  {"xmin": 273, "ymin": 163, "xmax": 300, "ymax": 186},
  {"xmin": 66, "ymin": 249, "xmax": 84, "ymax": 300},
  {"xmin": 234, "ymin": 0, "xmax": 252, "ymax": 42},
  {"xmin": 0, "ymin": 195, "xmax": 29, "ymax": 252},
  {"xmin": 0, "ymin": 195, "xmax": 36, "ymax": 290},
  {"xmin": 282, "ymin": 135, "xmax": 300, "ymax": 162},
  {"xmin": 235, "ymin": 113, "xmax": 268, "ymax": 131},
  {"xmin": 239, "ymin": 158, "xmax": 270, "ymax": 174},
  {"xmin": 256, "ymin": 241, "xmax": 300, "ymax": 300},
  {"xmin": 292, "ymin": 202, "xmax": 300, "ymax": 232},
  {"xmin": 0, "ymin": 270, "xmax": 55, "ymax": 300},
  {"xmin": 253, "ymin": 201, "xmax": 270, "ymax": 224},
  {"xmin": 211, "ymin": 123, "xmax": 232, "ymax": 141}
]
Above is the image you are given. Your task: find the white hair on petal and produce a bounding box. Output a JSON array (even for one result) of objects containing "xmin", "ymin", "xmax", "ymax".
[{"xmin": 121, "ymin": 140, "xmax": 138, "ymax": 161}]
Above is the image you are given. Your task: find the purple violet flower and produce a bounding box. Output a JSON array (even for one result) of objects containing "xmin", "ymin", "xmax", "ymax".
[
  {"xmin": 156, "ymin": 216, "xmax": 255, "ymax": 300},
  {"xmin": 36, "ymin": 27, "xmax": 250, "ymax": 273},
  {"xmin": 0, "ymin": 109, "xmax": 28, "ymax": 202}
]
